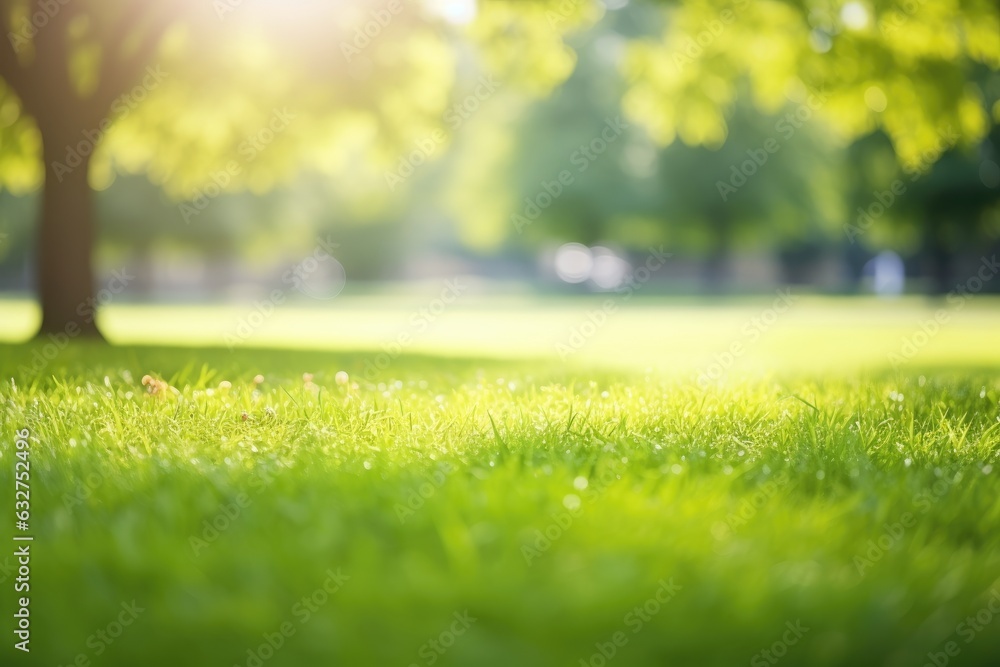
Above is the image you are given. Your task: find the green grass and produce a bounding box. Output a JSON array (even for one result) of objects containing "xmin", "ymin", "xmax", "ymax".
[
  {"xmin": 3, "ymin": 294, "xmax": 1000, "ymax": 372},
  {"xmin": 1, "ymin": 299, "xmax": 1000, "ymax": 666}
]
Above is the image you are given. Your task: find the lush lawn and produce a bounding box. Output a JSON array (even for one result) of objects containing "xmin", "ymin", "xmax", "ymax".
[
  {"xmin": 3, "ymin": 294, "xmax": 1000, "ymax": 373},
  {"xmin": 1, "ymin": 298, "xmax": 1000, "ymax": 666}
]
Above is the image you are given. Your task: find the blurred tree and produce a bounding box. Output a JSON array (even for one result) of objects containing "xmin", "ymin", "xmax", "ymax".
[
  {"xmin": 442, "ymin": 0, "xmax": 995, "ymax": 284},
  {"xmin": 622, "ymin": 0, "xmax": 1000, "ymax": 287},
  {"xmin": 0, "ymin": 0, "xmax": 594, "ymax": 338},
  {"xmin": 1, "ymin": 0, "xmax": 998, "ymax": 338},
  {"xmin": 460, "ymin": 5, "xmax": 841, "ymax": 288},
  {"xmin": 653, "ymin": 102, "xmax": 842, "ymax": 287},
  {"xmin": 0, "ymin": 188, "xmax": 33, "ymax": 286},
  {"xmin": 0, "ymin": 1, "xmax": 197, "ymax": 337},
  {"xmin": 623, "ymin": 0, "xmax": 999, "ymax": 165},
  {"xmin": 909, "ymin": 133, "xmax": 1000, "ymax": 293},
  {"xmin": 839, "ymin": 60, "xmax": 999, "ymax": 287}
]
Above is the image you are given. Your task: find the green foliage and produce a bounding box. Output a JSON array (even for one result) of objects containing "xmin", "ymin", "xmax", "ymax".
[
  {"xmin": 623, "ymin": 0, "xmax": 1000, "ymax": 169},
  {"xmin": 0, "ymin": 77, "xmax": 39, "ymax": 194},
  {"xmin": 0, "ymin": 0, "xmax": 595, "ymax": 201},
  {"xmin": 1, "ymin": 0, "xmax": 997, "ymax": 260}
]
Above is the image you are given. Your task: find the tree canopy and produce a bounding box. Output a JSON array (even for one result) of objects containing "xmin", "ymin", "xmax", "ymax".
[
  {"xmin": 0, "ymin": 0, "xmax": 997, "ymax": 312},
  {"xmin": 1, "ymin": 0, "xmax": 995, "ymax": 199},
  {"xmin": 623, "ymin": 0, "xmax": 1000, "ymax": 168}
]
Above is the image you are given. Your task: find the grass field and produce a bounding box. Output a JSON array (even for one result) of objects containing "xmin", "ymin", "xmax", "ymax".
[{"xmin": 2, "ymin": 297, "xmax": 1000, "ymax": 666}]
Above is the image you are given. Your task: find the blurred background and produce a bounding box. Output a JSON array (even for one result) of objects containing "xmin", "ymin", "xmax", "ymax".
[{"xmin": 0, "ymin": 0, "xmax": 998, "ymax": 338}]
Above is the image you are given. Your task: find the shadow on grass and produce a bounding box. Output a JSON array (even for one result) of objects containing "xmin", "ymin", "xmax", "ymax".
[
  {"xmin": 5, "ymin": 339, "xmax": 1000, "ymax": 390},
  {"xmin": 0, "ymin": 340, "xmax": 555, "ymax": 389}
]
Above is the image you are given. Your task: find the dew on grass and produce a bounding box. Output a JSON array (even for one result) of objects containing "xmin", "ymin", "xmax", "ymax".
[
  {"xmin": 573, "ymin": 476, "xmax": 588, "ymax": 490},
  {"xmin": 904, "ymin": 458, "xmax": 912, "ymax": 467},
  {"xmin": 563, "ymin": 494, "xmax": 581, "ymax": 510},
  {"xmin": 671, "ymin": 464, "xmax": 683, "ymax": 475},
  {"xmin": 816, "ymin": 470, "xmax": 826, "ymax": 480},
  {"xmin": 984, "ymin": 465, "xmax": 993, "ymax": 475}
]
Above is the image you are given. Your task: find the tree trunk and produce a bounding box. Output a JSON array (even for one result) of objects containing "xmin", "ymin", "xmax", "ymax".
[
  {"xmin": 37, "ymin": 133, "xmax": 104, "ymax": 340},
  {"xmin": 922, "ymin": 208, "xmax": 953, "ymax": 296},
  {"xmin": 703, "ymin": 209, "xmax": 731, "ymax": 292}
]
